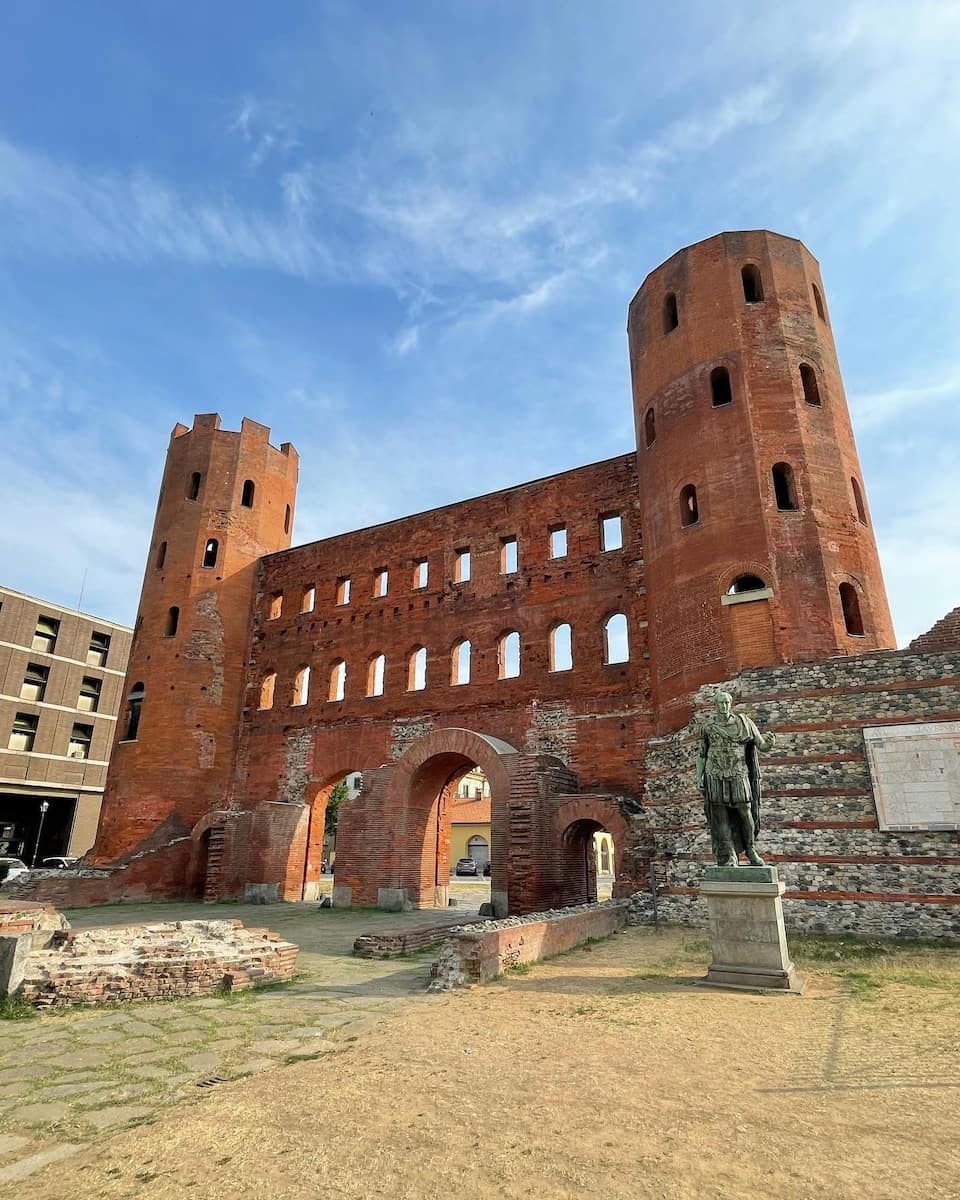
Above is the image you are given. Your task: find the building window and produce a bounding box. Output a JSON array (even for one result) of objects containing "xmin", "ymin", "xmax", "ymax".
[
  {"xmin": 600, "ymin": 514, "xmax": 622, "ymax": 552},
  {"xmin": 155, "ymin": 541, "xmax": 167, "ymax": 569},
  {"xmin": 301, "ymin": 586, "xmax": 316, "ymax": 614},
  {"xmin": 241, "ymin": 479, "xmax": 255, "ymax": 508},
  {"xmin": 68, "ymin": 723, "xmax": 93, "ymax": 760},
  {"xmin": 9, "ymin": 712, "xmax": 39, "ymax": 752},
  {"xmin": 727, "ymin": 575, "xmax": 768, "ymax": 595},
  {"xmin": 603, "ymin": 613, "xmax": 630, "ymax": 664},
  {"xmin": 772, "ymin": 462, "xmax": 798, "ymax": 511},
  {"xmin": 407, "ymin": 646, "xmax": 427, "ymax": 692},
  {"xmin": 335, "ymin": 577, "xmax": 351, "ymax": 605},
  {"xmin": 852, "ymin": 477, "xmax": 868, "ymax": 525},
  {"xmin": 87, "ymin": 631, "xmax": 110, "ymax": 667},
  {"xmin": 78, "ymin": 676, "xmax": 102, "ymax": 713},
  {"xmin": 32, "ymin": 616, "xmax": 60, "ymax": 655},
  {"xmin": 498, "ymin": 631, "xmax": 521, "ymax": 679},
  {"xmin": 680, "ymin": 484, "xmax": 699, "ymax": 527},
  {"xmin": 292, "ymin": 665, "xmax": 310, "ymax": 706},
  {"xmin": 455, "ymin": 549, "xmax": 471, "ymax": 583},
  {"xmin": 187, "ymin": 472, "xmax": 202, "ymax": 500},
  {"xmin": 840, "ymin": 583, "xmax": 865, "ymax": 636},
  {"xmin": 663, "ymin": 292, "xmax": 679, "ymax": 333},
  {"xmin": 328, "ymin": 660, "xmax": 346, "ymax": 702},
  {"xmin": 741, "ymin": 264, "xmax": 764, "ymax": 303},
  {"xmin": 20, "ymin": 663, "xmax": 49, "ymax": 703},
  {"xmin": 268, "ymin": 592, "xmax": 283, "ymax": 620},
  {"xmin": 500, "ymin": 537, "xmax": 518, "ymax": 574},
  {"xmin": 413, "ymin": 560, "xmax": 428, "ymax": 589},
  {"xmin": 812, "ymin": 282, "xmax": 827, "ymax": 322},
  {"xmin": 366, "ymin": 654, "xmax": 385, "ymax": 697},
  {"xmin": 800, "ymin": 363, "xmax": 821, "ymax": 407},
  {"xmin": 549, "ymin": 526, "xmax": 567, "ymax": 559},
  {"xmin": 550, "ymin": 623, "xmax": 573, "ymax": 672},
  {"xmin": 284, "ymin": 505, "xmax": 291, "ymax": 534},
  {"xmin": 451, "ymin": 639, "xmax": 471, "ymax": 685},
  {"xmin": 164, "ymin": 606, "xmax": 180, "ymax": 637},
  {"xmin": 710, "ymin": 366, "xmax": 733, "ymax": 407},
  {"xmin": 202, "ymin": 539, "xmax": 219, "ymax": 568},
  {"xmin": 374, "ymin": 569, "xmax": 388, "ymax": 598},
  {"xmin": 258, "ymin": 672, "xmax": 276, "ymax": 710},
  {"xmin": 123, "ymin": 682, "xmax": 145, "ymax": 741}
]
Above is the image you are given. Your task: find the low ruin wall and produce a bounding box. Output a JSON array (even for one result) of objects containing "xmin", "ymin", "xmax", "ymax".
[{"xmin": 429, "ymin": 901, "xmax": 627, "ymax": 990}]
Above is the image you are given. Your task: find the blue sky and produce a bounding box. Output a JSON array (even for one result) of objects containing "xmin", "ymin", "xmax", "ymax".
[{"xmin": 0, "ymin": 1, "xmax": 957, "ymax": 643}]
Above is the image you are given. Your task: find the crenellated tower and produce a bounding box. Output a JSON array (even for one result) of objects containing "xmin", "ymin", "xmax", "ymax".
[
  {"xmin": 627, "ymin": 231, "xmax": 895, "ymax": 730},
  {"xmin": 92, "ymin": 414, "xmax": 298, "ymax": 863}
]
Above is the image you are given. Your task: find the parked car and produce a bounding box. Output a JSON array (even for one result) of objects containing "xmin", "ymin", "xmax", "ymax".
[
  {"xmin": 0, "ymin": 857, "xmax": 28, "ymax": 883},
  {"xmin": 454, "ymin": 857, "xmax": 478, "ymax": 876},
  {"xmin": 42, "ymin": 857, "xmax": 78, "ymax": 870}
]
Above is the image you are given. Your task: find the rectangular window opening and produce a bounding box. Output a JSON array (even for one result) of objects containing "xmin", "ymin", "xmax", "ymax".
[
  {"xmin": 86, "ymin": 631, "xmax": 110, "ymax": 667},
  {"xmin": 78, "ymin": 676, "xmax": 102, "ymax": 713},
  {"xmin": 500, "ymin": 537, "xmax": 518, "ymax": 574},
  {"xmin": 374, "ymin": 569, "xmax": 389, "ymax": 598},
  {"xmin": 600, "ymin": 513, "xmax": 623, "ymax": 552},
  {"xmin": 268, "ymin": 592, "xmax": 283, "ymax": 620},
  {"xmin": 68, "ymin": 723, "xmax": 93, "ymax": 760},
  {"xmin": 9, "ymin": 712, "xmax": 39, "ymax": 753},
  {"xmin": 549, "ymin": 526, "xmax": 568, "ymax": 559},
  {"xmin": 33, "ymin": 616, "xmax": 60, "ymax": 655},
  {"xmin": 454, "ymin": 548, "xmax": 471, "ymax": 583},
  {"xmin": 301, "ymin": 586, "xmax": 316, "ymax": 614},
  {"xmin": 336, "ymin": 577, "xmax": 351, "ymax": 606},
  {"xmin": 20, "ymin": 663, "xmax": 50, "ymax": 703},
  {"xmin": 413, "ymin": 560, "xmax": 429, "ymax": 589}
]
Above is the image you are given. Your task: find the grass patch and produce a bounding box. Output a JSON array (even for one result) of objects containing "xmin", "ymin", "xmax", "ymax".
[
  {"xmin": 0, "ymin": 993, "xmax": 37, "ymax": 1020},
  {"xmin": 792, "ymin": 933, "xmax": 956, "ymax": 964}
]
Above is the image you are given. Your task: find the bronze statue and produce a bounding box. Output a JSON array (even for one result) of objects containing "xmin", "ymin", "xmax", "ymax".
[{"xmin": 695, "ymin": 690, "xmax": 776, "ymax": 867}]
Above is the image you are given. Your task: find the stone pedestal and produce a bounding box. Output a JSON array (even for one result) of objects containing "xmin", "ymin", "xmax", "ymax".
[{"xmin": 699, "ymin": 866, "xmax": 803, "ymax": 993}]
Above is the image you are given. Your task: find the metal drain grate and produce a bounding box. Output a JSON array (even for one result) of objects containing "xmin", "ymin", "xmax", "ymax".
[{"xmin": 196, "ymin": 1075, "xmax": 230, "ymax": 1089}]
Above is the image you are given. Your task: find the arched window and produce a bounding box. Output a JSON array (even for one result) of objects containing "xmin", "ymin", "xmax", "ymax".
[
  {"xmin": 644, "ymin": 408, "xmax": 656, "ymax": 448},
  {"xmin": 258, "ymin": 672, "xmax": 276, "ymax": 710},
  {"xmin": 328, "ymin": 660, "xmax": 346, "ymax": 703},
  {"xmin": 663, "ymin": 292, "xmax": 679, "ymax": 333},
  {"xmin": 498, "ymin": 631, "xmax": 521, "ymax": 679},
  {"xmin": 155, "ymin": 541, "xmax": 167, "ymax": 569},
  {"xmin": 284, "ymin": 505, "xmax": 291, "ymax": 534},
  {"xmin": 851, "ymin": 477, "xmax": 868, "ymax": 525},
  {"xmin": 123, "ymin": 681, "xmax": 145, "ymax": 741},
  {"xmin": 366, "ymin": 654, "xmax": 385, "ymax": 697},
  {"xmin": 241, "ymin": 479, "xmax": 255, "ymax": 508},
  {"xmin": 800, "ymin": 363, "xmax": 821, "ymax": 407},
  {"xmin": 741, "ymin": 264, "xmax": 764, "ymax": 303},
  {"xmin": 772, "ymin": 462, "xmax": 798, "ymax": 511},
  {"xmin": 164, "ymin": 606, "xmax": 179, "ymax": 637},
  {"xmin": 187, "ymin": 472, "xmax": 201, "ymax": 500},
  {"xmin": 727, "ymin": 575, "xmax": 768, "ymax": 594},
  {"xmin": 710, "ymin": 366, "xmax": 733, "ymax": 407},
  {"xmin": 603, "ymin": 613, "xmax": 629, "ymax": 664},
  {"xmin": 407, "ymin": 646, "xmax": 427, "ymax": 691},
  {"xmin": 680, "ymin": 484, "xmax": 699, "ymax": 527},
  {"xmin": 550, "ymin": 623, "xmax": 573, "ymax": 672},
  {"xmin": 839, "ymin": 583, "xmax": 865, "ymax": 636},
  {"xmin": 202, "ymin": 538, "xmax": 219, "ymax": 568},
  {"xmin": 451, "ymin": 639, "xmax": 471, "ymax": 686},
  {"xmin": 292, "ymin": 665, "xmax": 310, "ymax": 706},
  {"xmin": 812, "ymin": 282, "xmax": 826, "ymax": 321}
]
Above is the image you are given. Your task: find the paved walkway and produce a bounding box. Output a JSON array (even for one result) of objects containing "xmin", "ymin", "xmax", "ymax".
[{"xmin": 0, "ymin": 898, "xmax": 477, "ymax": 1184}]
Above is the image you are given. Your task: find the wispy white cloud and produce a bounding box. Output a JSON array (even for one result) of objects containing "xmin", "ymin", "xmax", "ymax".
[{"xmin": 849, "ymin": 370, "xmax": 960, "ymax": 431}]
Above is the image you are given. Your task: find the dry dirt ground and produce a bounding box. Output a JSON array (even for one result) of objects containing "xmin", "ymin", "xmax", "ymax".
[{"xmin": 14, "ymin": 925, "xmax": 960, "ymax": 1200}]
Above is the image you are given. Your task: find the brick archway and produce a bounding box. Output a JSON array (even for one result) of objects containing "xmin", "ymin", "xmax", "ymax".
[{"xmin": 550, "ymin": 796, "xmax": 631, "ymax": 908}]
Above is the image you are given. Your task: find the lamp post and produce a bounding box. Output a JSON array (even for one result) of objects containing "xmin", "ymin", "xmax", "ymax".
[{"xmin": 30, "ymin": 799, "xmax": 50, "ymax": 868}]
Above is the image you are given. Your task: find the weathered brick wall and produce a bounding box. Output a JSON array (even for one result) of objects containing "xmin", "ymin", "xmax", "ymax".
[
  {"xmin": 909, "ymin": 606, "xmax": 960, "ymax": 655},
  {"xmin": 637, "ymin": 646, "xmax": 960, "ymax": 938}
]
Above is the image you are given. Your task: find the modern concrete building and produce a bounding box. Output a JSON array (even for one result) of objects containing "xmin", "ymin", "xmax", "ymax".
[{"xmin": 0, "ymin": 586, "xmax": 132, "ymax": 864}]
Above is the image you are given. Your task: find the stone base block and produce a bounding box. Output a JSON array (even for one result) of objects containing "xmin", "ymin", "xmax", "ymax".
[
  {"xmin": 331, "ymin": 885, "xmax": 352, "ymax": 909},
  {"xmin": 376, "ymin": 887, "xmax": 409, "ymax": 913},
  {"xmin": 701, "ymin": 963, "xmax": 804, "ymax": 993}
]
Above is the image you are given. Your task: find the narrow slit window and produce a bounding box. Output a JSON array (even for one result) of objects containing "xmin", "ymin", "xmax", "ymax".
[
  {"xmin": 155, "ymin": 541, "xmax": 167, "ymax": 569},
  {"xmin": 68, "ymin": 723, "xmax": 93, "ymax": 760},
  {"xmin": 241, "ymin": 479, "xmax": 255, "ymax": 508},
  {"xmin": 498, "ymin": 631, "xmax": 521, "ymax": 679},
  {"xmin": 328, "ymin": 660, "xmax": 346, "ymax": 702},
  {"xmin": 603, "ymin": 614, "xmax": 630, "ymax": 664},
  {"xmin": 500, "ymin": 537, "xmax": 518, "ymax": 574},
  {"xmin": 336, "ymin": 577, "xmax": 351, "ymax": 605},
  {"xmin": 549, "ymin": 526, "xmax": 567, "ymax": 559},
  {"xmin": 366, "ymin": 654, "xmax": 385, "ymax": 697},
  {"xmin": 78, "ymin": 676, "xmax": 102, "ymax": 713},
  {"xmin": 258, "ymin": 672, "xmax": 276, "ymax": 710},
  {"xmin": 600, "ymin": 514, "xmax": 622, "ymax": 552},
  {"xmin": 86, "ymin": 631, "xmax": 110, "ymax": 667},
  {"xmin": 800, "ymin": 363, "xmax": 821, "ymax": 407},
  {"xmin": 455, "ymin": 549, "xmax": 471, "ymax": 583},
  {"xmin": 374, "ymin": 569, "xmax": 388, "ymax": 598},
  {"xmin": 407, "ymin": 646, "xmax": 427, "ymax": 691},
  {"xmin": 451, "ymin": 639, "xmax": 471, "ymax": 685},
  {"xmin": 644, "ymin": 408, "xmax": 656, "ymax": 448},
  {"xmin": 840, "ymin": 583, "xmax": 865, "ymax": 636},
  {"xmin": 268, "ymin": 592, "xmax": 283, "ymax": 620},
  {"xmin": 680, "ymin": 484, "xmax": 699, "ymax": 527},
  {"xmin": 663, "ymin": 292, "xmax": 679, "ymax": 333},
  {"xmin": 187, "ymin": 472, "xmax": 202, "ymax": 500},
  {"xmin": 741, "ymin": 264, "xmax": 764, "ymax": 303},
  {"xmin": 32, "ymin": 616, "xmax": 60, "ymax": 654},
  {"xmin": 284, "ymin": 505, "xmax": 291, "ymax": 534},
  {"xmin": 9, "ymin": 712, "xmax": 39, "ymax": 752},
  {"xmin": 202, "ymin": 538, "xmax": 219, "ymax": 568},
  {"xmin": 301, "ymin": 586, "xmax": 316, "ymax": 614},
  {"xmin": 550, "ymin": 623, "xmax": 573, "ymax": 672},
  {"xmin": 292, "ymin": 665, "xmax": 310, "ymax": 706},
  {"xmin": 413, "ymin": 560, "xmax": 428, "ymax": 589},
  {"xmin": 851, "ymin": 477, "xmax": 868, "ymax": 525},
  {"xmin": 710, "ymin": 366, "xmax": 733, "ymax": 407},
  {"xmin": 164, "ymin": 606, "xmax": 180, "ymax": 637},
  {"xmin": 772, "ymin": 462, "xmax": 798, "ymax": 511},
  {"xmin": 20, "ymin": 663, "xmax": 49, "ymax": 702},
  {"xmin": 812, "ymin": 282, "xmax": 826, "ymax": 321},
  {"xmin": 123, "ymin": 682, "xmax": 145, "ymax": 741}
]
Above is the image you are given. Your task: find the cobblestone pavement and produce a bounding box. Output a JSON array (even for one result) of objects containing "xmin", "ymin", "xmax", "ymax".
[{"xmin": 0, "ymin": 898, "xmax": 477, "ymax": 1185}]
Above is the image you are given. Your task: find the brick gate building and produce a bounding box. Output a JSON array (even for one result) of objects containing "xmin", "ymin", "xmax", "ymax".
[{"xmin": 7, "ymin": 231, "xmax": 959, "ymax": 937}]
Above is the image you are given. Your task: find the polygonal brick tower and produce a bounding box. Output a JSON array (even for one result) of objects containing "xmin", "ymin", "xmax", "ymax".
[
  {"xmin": 627, "ymin": 231, "xmax": 895, "ymax": 730},
  {"xmin": 92, "ymin": 414, "xmax": 298, "ymax": 865}
]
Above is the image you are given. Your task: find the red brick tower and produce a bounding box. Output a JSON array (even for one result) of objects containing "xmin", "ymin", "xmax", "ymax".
[
  {"xmin": 627, "ymin": 231, "xmax": 895, "ymax": 730},
  {"xmin": 92, "ymin": 414, "xmax": 298, "ymax": 862}
]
